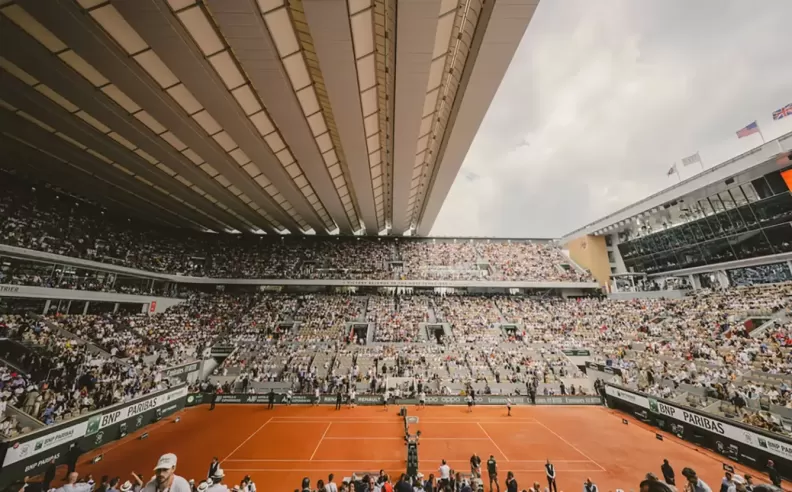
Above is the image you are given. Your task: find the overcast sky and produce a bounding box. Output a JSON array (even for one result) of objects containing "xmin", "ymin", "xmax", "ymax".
[{"xmin": 430, "ymin": 0, "xmax": 792, "ymax": 238}]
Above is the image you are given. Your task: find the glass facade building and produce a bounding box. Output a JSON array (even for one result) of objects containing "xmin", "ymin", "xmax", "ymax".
[{"xmin": 618, "ymin": 170, "xmax": 792, "ymax": 274}]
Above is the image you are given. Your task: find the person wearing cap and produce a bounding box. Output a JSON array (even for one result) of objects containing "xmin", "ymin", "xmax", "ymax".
[
  {"xmin": 731, "ymin": 476, "xmax": 746, "ymax": 492},
  {"xmin": 120, "ymin": 479, "xmax": 140, "ymax": 492},
  {"xmin": 142, "ymin": 454, "xmax": 191, "ymax": 492},
  {"xmin": 197, "ymin": 483, "xmax": 209, "ymax": 492},
  {"xmin": 206, "ymin": 468, "xmax": 228, "ymax": 492}
]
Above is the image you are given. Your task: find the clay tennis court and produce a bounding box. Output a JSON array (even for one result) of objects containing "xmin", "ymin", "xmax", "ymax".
[{"xmin": 69, "ymin": 404, "xmax": 783, "ymax": 491}]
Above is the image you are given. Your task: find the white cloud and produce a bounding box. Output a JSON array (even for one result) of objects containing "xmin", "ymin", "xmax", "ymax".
[{"xmin": 431, "ymin": 0, "xmax": 792, "ymax": 237}]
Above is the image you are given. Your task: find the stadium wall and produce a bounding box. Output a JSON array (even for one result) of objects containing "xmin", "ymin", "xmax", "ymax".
[
  {"xmin": 0, "ymin": 385, "xmax": 188, "ymax": 488},
  {"xmin": 605, "ymin": 384, "xmax": 792, "ymax": 480},
  {"xmin": 188, "ymin": 393, "xmax": 603, "ymax": 407},
  {"xmin": 0, "ymin": 284, "xmax": 184, "ymax": 314},
  {"xmin": 565, "ymin": 235, "xmax": 610, "ymax": 287}
]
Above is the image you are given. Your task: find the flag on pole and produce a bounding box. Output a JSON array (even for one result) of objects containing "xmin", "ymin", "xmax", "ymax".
[
  {"xmin": 667, "ymin": 164, "xmax": 677, "ymax": 176},
  {"xmin": 772, "ymin": 104, "xmax": 792, "ymax": 121},
  {"xmin": 681, "ymin": 152, "xmax": 701, "ymax": 167},
  {"xmin": 736, "ymin": 121, "xmax": 760, "ymax": 138}
]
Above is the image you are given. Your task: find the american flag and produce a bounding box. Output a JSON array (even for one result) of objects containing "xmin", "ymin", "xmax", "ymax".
[
  {"xmin": 773, "ymin": 104, "xmax": 792, "ymax": 121},
  {"xmin": 736, "ymin": 121, "xmax": 759, "ymax": 138}
]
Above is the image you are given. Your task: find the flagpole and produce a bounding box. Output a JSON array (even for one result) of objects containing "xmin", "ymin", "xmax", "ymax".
[
  {"xmin": 674, "ymin": 163, "xmax": 682, "ymax": 183},
  {"xmin": 758, "ymin": 126, "xmax": 766, "ymax": 144}
]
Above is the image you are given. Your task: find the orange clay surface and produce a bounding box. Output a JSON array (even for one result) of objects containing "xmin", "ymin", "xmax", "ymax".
[{"xmin": 60, "ymin": 404, "xmax": 790, "ymax": 492}]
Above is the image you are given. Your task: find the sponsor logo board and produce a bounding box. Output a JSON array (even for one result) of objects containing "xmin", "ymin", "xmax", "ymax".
[{"xmin": 606, "ymin": 385, "xmax": 792, "ymax": 461}]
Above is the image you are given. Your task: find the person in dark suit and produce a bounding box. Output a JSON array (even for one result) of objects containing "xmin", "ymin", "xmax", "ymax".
[
  {"xmin": 208, "ymin": 457, "xmax": 220, "ymax": 479},
  {"xmin": 506, "ymin": 472, "xmax": 518, "ymax": 492},
  {"xmin": 64, "ymin": 443, "xmax": 81, "ymax": 479},
  {"xmin": 267, "ymin": 389, "xmax": 275, "ymax": 410},
  {"xmin": 767, "ymin": 460, "xmax": 781, "ymax": 488},
  {"xmin": 210, "ymin": 390, "xmax": 218, "ymax": 411},
  {"xmin": 335, "ymin": 391, "xmax": 342, "ymax": 411},
  {"xmin": 545, "ymin": 459, "xmax": 558, "ymax": 492},
  {"xmin": 43, "ymin": 458, "xmax": 57, "ymax": 490},
  {"xmin": 661, "ymin": 459, "xmax": 675, "ymax": 486}
]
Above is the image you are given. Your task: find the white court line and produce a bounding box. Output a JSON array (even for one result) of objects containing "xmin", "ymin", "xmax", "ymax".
[
  {"xmin": 476, "ymin": 422, "xmax": 510, "ymax": 462},
  {"xmin": 226, "ymin": 459, "xmax": 405, "ymax": 463},
  {"xmin": 309, "ymin": 423, "xmax": 332, "ymax": 460},
  {"xmin": 225, "ymin": 458, "xmax": 592, "ymax": 463},
  {"xmin": 270, "ymin": 418, "xmax": 540, "ymax": 423},
  {"xmin": 322, "ymin": 437, "xmax": 491, "ymax": 441},
  {"xmin": 221, "ymin": 417, "xmax": 273, "ymax": 464},
  {"xmin": 224, "ymin": 468, "xmax": 607, "ymax": 473},
  {"xmin": 532, "ymin": 420, "xmax": 606, "ymax": 472},
  {"xmin": 270, "ymin": 420, "xmax": 403, "ymax": 424}
]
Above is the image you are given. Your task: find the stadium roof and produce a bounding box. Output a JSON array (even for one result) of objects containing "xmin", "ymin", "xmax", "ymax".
[{"xmin": 0, "ymin": 0, "xmax": 537, "ymax": 236}]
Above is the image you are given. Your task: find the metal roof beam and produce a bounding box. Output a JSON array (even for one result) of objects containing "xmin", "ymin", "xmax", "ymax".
[
  {"xmin": 112, "ymin": 0, "xmax": 325, "ymax": 233},
  {"xmin": 16, "ymin": 0, "xmax": 298, "ymax": 233},
  {"xmin": 302, "ymin": 0, "xmax": 379, "ymax": 234}
]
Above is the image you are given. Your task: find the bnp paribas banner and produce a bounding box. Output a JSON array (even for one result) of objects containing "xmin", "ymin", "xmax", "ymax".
[
  {"xmin": 0, "ymin": 385, "xmax": 188, "ymax": 488},
  {"xmin": 605, "ymin": 385, "xmax": 792, "ymax": 463}
]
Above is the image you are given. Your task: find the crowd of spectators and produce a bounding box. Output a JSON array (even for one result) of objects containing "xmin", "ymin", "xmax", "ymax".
[
  {"xmin": 728, "ymin": 263, "xmax": 792, "ymax": 287},
  {"xmin": 1, "ymin": 176, "xmax": 591, "ymax": 283},
  {"xmin": 0, "ymin": 292, "xmax": 261, "ymax": 438},
  {"xmin": 4, "ymin": 281, "xmax": 792, "ymax": 442},
  {"xmin": 8, "ymin": 449, "xmax": 787, "ymax": 492},
  {"xmin": 368, "ymin": 295, "xmax": 430, "ymax": 342},
  {"xmin": 0, "ymin": 315, "xmax": 171, "ymax": 437}
]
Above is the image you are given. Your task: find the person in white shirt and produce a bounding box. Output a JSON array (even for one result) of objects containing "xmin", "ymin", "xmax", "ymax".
[
  {"xmin": 466, "ymin": 394, "xmax": 473, "ymax": 413},
  {"xmin": 314, "ymin": 387, "xmax": 321, "ymax": 407},
  {"xmin": 243, "ymin": 476, "xmax": 256, "ymax": 492},
  {"xmin": 324, "ymin": 474, "xmax": 338, "ymax": 492},
  {"xmin": 348, "ymin": 389, "xmax": 356, "ymax": 408},
  {"xmin": 56, "ymin": 473, "xmax": 92, "ymax": 492},
  {"xmin": 506, "ymin": 397, "xmax": 512, "ymax": 417},
  {"xmin": 419, "ymin": 391, "xmax": 426, "ymax": 408},
  {"xmin": 438, "ymin": 459, "xmax": 451, "ymax": 489},
  {"xmin": 383, "ymin": 389, "xmax": 390, "ymax": 411},
  {"xmin": 142, "ymin": 454, "xmax": 192, "ymax": 492}
]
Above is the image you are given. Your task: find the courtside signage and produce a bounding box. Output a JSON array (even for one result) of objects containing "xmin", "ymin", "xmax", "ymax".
[
  {"xmin": 3, "ymin": 386, "xmax": 188, "ymax": 467},
  {"xmin": 605, "ymin": 385, "xmax": 792, "ymax": 461},
  {"xmin": 204, "ymin": 393, "xmax": 601, "ymax": 406}
]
